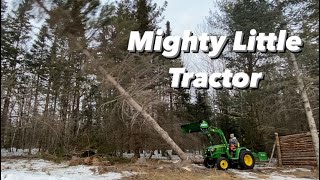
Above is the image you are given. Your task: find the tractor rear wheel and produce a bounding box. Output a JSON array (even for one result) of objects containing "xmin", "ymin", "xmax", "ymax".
[
  {"xmin": 216, "ymin": 157, "xmax": 229, "ymax": 170},
  {"xmin": 203, "ymin": 157, "xmax": 216, "ymax": 168},
  {"xmin": 239, "ymin": 151, "xmax": 255, "ymax": 169}
]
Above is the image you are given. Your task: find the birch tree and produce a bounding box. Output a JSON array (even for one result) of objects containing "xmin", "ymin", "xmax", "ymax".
[{"xmin": 290, "ymin": 52, "xmax": 319, "ymax": 168}]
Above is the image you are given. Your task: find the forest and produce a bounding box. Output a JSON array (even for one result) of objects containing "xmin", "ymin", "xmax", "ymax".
[{"xmin": 1, "ymin": 0, "xmax": 318, "ymax": 168}]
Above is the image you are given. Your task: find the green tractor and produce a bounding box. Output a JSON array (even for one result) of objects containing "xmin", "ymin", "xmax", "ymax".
[{"xmin": 181, "ymin": 120, "xmax": 256, "ymax": 170}]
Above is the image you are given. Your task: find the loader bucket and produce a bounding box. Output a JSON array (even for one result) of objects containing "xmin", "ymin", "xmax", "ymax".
[{"xmin": 180, "ymin": 121, "xmax": 202, "ymax": 133}]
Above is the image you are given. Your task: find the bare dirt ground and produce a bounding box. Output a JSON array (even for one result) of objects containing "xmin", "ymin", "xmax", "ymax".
[{"xmin": 1, "ymin": 157, "xmax": 319, "ymax": 180}]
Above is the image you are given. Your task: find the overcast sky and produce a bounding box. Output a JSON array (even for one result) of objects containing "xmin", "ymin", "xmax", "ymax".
[{"xmin": 154, "ymin": 0, "xmax": 213, "ymax": 35}]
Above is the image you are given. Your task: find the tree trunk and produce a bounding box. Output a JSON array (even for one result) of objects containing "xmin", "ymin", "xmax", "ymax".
[
  {"xmin": 275, "ymin": 133, "xmax": 282, "ymax": 166},
  {"xmin": 1, "ymin": 95, "xmax": 10, "ymax": 146},
  {"xmin": 72, "ymin": 87, "xmax": 80, "ymax": 136},
  {"xmin": 43, "ymin": 79, "xmax": 51, "ymax": 116},
  {"xmin": 290, "ymin": 53, "xmax": 319, "ymax": 168},
  {"xmin": 33, "ymin": 75, "xmax": 40, "ymax": 117},
  {"xmin": 169, "ymin": 91, "xmax": 173, "ymax": 111}
]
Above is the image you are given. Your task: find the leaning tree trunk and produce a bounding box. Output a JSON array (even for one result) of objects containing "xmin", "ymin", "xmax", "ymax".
[
  {"xmin": 290, "ymin": 52, "xmax": 319, "ymax": 168},
  {"xmin": 80, "ymin": 47, "xmax": 189, "ymax": 162},
  {"xmin": 98, "ymin": 63, "xmax": 188, "ymax": 161}
]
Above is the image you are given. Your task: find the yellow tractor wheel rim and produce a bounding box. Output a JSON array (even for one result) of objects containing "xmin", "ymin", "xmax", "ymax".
[
  {"xmin": 220, "ymin": 160, "xmax": 228, "ymax": 169},
  {"xmin": 244, "ymin": 154, "xmax": 253, "ymax": 166}
]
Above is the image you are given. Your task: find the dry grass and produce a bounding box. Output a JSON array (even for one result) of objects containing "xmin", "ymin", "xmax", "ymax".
[
  {"xmin": 292, "ymin": 171, "xmax": 319, "ymax": 179},
  {"xmin": 126, "ymin": 170, "xmax": 238, "ymax": 180},
  {"xmin": 92, "ymin": 159, "xmax": 240, "ymax": 180}
]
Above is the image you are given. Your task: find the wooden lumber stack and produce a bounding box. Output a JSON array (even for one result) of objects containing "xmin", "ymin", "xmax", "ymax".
[{"xmin": 279, "ymin": 132, "xmax": 317, "ymax": 166}]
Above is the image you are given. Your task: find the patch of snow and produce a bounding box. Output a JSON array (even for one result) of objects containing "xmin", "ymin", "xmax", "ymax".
[
  {"xmin": 1, "ymin": 148, "xmax": 39, "ymax": 157},
  {"xmin": 281, "ymin": 169, "xmax": 298, "ymax": 173},
  {"xmin": 230, "ymin": 168, "xmax": 317, "ymax": 180},
  {"xmin": 229, "ymin": 169, "xmax": 259, "ymax": 179},
  {"xmin": 191, "ymin": 164, "xmax": 206, "ymax": 169},
  {"xmin": 1, "ymin": 159, "xmax": 136, "ymax": 180},
  {"xmin": 122, "ymin": 152, "xmax": 201, "ymax": 160},
  {"xmin": 121, "ymin": 171, "xmax": 138, "ymax": 177},
  {"xmin": 267, "ymin": 173, "xmax": 314, "ymax": 180},
  {"xmin": 296, "ymin": 168, "xmax": 311, "ymax": 172},
  {"xmin": 254, "ymin": 166, "xmax": 277, "ymax": 170},
  {"xmin": 280, "ymin": 168, "xmax": 312, "ymax": 173},
  {"xmin": 267, "ymin": 175, "xmax": 306, "ymax": 180},
  {"xmin": 1, "ymin": 170, "xmax": 123, "ymax": 180},
  {"xmin": 182, "ymin": 166, "xmax": 192, "ymax": 171}
]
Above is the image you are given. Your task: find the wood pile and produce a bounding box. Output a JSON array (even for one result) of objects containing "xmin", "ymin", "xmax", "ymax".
[{"xmin": 279, "ymin": 132, "xmax": 317, "ymax": 166}]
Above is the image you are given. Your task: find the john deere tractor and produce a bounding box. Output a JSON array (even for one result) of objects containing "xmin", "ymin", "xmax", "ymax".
[{"xmin": 181, "ymin": 120, "xmax": 256, "ymax": 170}]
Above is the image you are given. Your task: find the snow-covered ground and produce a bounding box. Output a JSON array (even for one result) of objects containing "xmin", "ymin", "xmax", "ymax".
[
  {"xmin": 1, "ymin": 148, "xmax": 318, "ymax": 180},
  {"xmin": 1, "ymin": 159, "xmax": 137, "ymax": 180},
  {"xmin": 1, "ymin": 158, "xmax": 318, "ymax": 180}
]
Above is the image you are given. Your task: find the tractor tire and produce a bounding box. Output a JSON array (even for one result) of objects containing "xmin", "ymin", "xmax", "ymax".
[
  {"xmin": 216, "ymin": 157, "xmax": 229, "ymax": 170},
  {"xmin": 239, "ymin": 151, "xmax": 255, "ymax": 170},
  {"xmin": 203, "ymin": 157, "xmax": 216, "ymax": 168}
]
